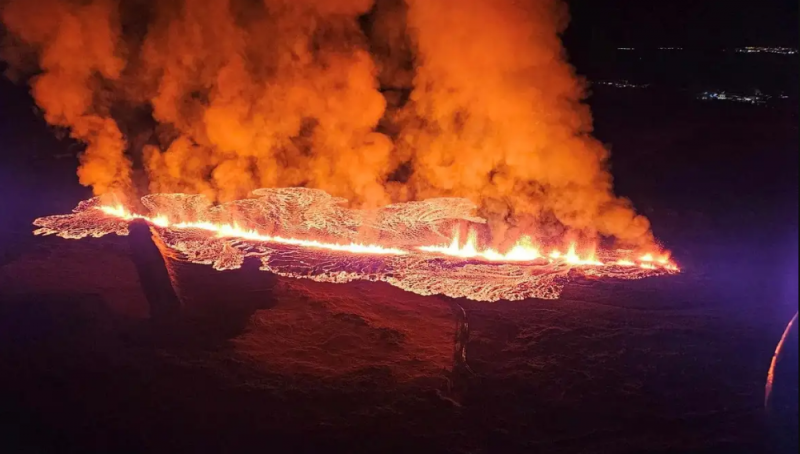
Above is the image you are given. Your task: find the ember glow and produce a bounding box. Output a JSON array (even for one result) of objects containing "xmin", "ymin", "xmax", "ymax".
[{"xmin": 33, "ymin": 189, "xmax": 679, "ymax": 302}]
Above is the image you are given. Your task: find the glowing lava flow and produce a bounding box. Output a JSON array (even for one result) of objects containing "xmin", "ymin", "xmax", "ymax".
[
  {"xmin": 103, "ymin": 203, "xmax": 678, "ymax": 270},
  {"xmin": 32, "ymin": 189, "xmax": 680, "ymax": 302},
  {"xmin": 98, "ymin": 205, "xmax": 408, "ymax": 256}
]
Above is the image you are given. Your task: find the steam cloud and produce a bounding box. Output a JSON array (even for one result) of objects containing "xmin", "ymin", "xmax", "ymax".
[{"xmin": 2, "ymin": 0, "xmax": 654, "ymax": 247}]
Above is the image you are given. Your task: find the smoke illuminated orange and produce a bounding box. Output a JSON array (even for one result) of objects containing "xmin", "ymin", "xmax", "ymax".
[{"xmin": 4, "ymin": 0, "xmax": 661, "ymax": 249}]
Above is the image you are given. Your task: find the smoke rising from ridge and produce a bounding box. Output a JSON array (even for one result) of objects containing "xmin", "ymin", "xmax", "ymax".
[{"xmin": 2, "ymin": 0, "xmax": 654, "ymax": 247}]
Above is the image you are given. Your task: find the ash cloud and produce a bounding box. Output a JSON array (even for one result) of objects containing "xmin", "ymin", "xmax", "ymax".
[{"xmin": 2, "ymin": 0, "xmax": 654, "ymax": 248}]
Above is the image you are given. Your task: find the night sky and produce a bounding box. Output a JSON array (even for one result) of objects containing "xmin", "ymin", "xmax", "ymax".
[{"xmin": 565, "ymin": 0, "xmax": 798, "ymax": 49}]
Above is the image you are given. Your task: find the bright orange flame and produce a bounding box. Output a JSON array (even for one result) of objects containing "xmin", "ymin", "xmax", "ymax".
[
  {"xmin": 417, "ymin": 229, "xmax": 673, "ymax": 269},
  {"xmin": 418, "ymin": 229, "xmax": 541, "ymax": 262}
]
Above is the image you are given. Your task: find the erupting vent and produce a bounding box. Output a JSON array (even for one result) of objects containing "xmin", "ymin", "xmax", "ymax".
[{"xmin": 33, "ymin": 188, "xmax": 678, "ymax": 302}]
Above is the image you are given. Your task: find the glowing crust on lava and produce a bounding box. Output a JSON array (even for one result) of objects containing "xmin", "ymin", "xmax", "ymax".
[{"xmin": 33, "ymin": 188, "xmax": 678, "ymax": 302}]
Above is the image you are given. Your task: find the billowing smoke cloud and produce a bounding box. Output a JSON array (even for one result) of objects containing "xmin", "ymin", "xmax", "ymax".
[
  {"xmin": 1, "ymin": 0, "xmax": 654, "ymax": 247},
  {"xmin": 1, "ymin": 0, "xmax": 131, "ymax": 195},
  {"xmin": 138, "ymin": 0, "xmax": 395, "ymax": 206},
  {"xmin": 394, "ymin": 0, "xmax": 652, "ymax": 247}
]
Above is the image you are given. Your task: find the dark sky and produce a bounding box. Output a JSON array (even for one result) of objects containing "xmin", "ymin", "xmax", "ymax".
[
  {"xmin": 565, "ymin": 0, "xmax": 799, "ymax": 49},
  {"xmin": 0, "ymin": 1, "xmax": 796, "ymax": 50}
]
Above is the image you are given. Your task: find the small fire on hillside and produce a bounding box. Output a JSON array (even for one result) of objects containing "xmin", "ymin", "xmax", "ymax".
[{"xmin": 33, "ymin": 188, "xmax": 678, "ymax": 302}]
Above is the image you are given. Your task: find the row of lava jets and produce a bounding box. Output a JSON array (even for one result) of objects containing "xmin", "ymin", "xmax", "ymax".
[{"xmin": 99, "ymin": 205, "xmax": 678, "ymax": 272}]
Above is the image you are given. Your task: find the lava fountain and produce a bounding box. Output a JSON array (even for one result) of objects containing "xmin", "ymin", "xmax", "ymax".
[{"xmin": 33, "ymin": 188, "xmax": 679, "ymax": 302}]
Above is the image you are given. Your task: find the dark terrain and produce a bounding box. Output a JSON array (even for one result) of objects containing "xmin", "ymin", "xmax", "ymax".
[{"xmin": 1, "ymin": 49, "xmax": 798, "ymax": 453}]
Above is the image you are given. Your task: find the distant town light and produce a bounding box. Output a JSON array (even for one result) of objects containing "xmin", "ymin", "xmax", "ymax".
[
  {"xmin": 734, "ymin": 47, "xmax": 797, "ymax": 55},
  {"xmin": 697, "ymin": 90, "xmax": 774, "ymax": 105},
  {"xmin": 594, "ymin": 80, "xmax": 649, "ymax": 89}
]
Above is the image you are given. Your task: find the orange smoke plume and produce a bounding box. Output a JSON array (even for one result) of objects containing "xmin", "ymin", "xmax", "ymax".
[
  {"xmin": 2, "ymin": 0, "xmax": 656, "ymax": 249},
  {"xmin": 395, "ymin": 0, "xmax": 652, "ymax": 247},
  {"xmin": 2, "ymin": 0, "xmax": 131, "ymax": 196}
]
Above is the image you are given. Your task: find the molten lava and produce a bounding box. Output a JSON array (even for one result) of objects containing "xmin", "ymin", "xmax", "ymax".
[
  {"xmin": 33, "ymin": 189, "xmax": 679, "ymax": 302},
  {"xmin": 98, "ymin": 204, "xmax": 408, "ymax": 256}
]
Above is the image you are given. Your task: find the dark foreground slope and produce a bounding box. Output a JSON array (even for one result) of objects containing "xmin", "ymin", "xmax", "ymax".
[{"xmin": 0, "ymin": 230, "xmax": 792, "ymax": 453}]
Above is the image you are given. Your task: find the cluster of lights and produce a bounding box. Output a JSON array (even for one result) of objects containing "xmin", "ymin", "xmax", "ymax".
[
  {"xmin": 595, "ymin": 81, "xmax": 788, "ymax": 105},
  {"xmin": 697, "ymin": 91, "xmax": 775, "ymax": 105},
  {"xmin": 595, "ymin": 80, "xmax": 649, "ymax": 89},
  {"xmin": 735, "ymin": 47, "xmax": 797, "ymax": 55},
  {"xmin": 616, "ymin": 46, "xmax": 797, "ymax": 55}
]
